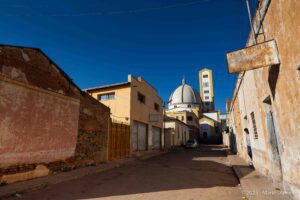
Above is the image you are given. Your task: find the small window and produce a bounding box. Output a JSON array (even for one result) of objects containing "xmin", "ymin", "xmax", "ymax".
[
  {"xmin": 137, "ymin": 92, "xmax": 145, "ymax": 104},
  {"xmin": 203, "ymin": 74, "xmax": 208, "ymax": 78},
  {"xmin": 205, "ymin": 96, "xmax": 209, "ymax": 100},
  {"xmin": 203, "ymin": 82, "xmax": 209, "ymax": 87},
  {"xmin": 205, "ymin": 102, "xmax": 210, "ymax": 106},
  {"xmin": 187, "ymin": 104, "xmax": 191, "ymax": 108},
  {"xmin": 204, "ymin": 90, "xmax": 209, "ymax": 94},
  {"xmin": 251, "ymin": 112, "xmax": 258, "ymax": 139},
  {"xmin": 181, "ymin": 116, "xmax": 184, "ymax": 121},
  {"xmin": 98, "ymin": 93, "xmax": 115, "ymax": 101},
  {"xmin": 187, "ymin": 116, "xmax": 193, "ymax": 121},
  {"xmin": 154, "ymin": 103, "xmax": 160, "ymax": 111}
]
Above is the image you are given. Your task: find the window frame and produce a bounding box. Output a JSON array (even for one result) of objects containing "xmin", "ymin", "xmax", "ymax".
[
  {"xmin": 98, "ymin": 92, "xmax": 115, "ymax": 101},
  {"xmin": 137, "ymin": 92, "xmax": 146, "ymax": 104}
]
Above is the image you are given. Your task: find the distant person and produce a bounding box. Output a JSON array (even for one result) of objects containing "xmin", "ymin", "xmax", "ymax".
[{"xmin": 244, "ymin": 128, "xmax": 252, "ymax": 160}]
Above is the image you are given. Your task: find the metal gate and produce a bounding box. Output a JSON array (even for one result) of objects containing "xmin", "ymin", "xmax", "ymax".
[
  {"xmin": 132, "ymin": 121, "xmax": 147, "ymax": 151},
  {"xmin": 152, "ymin": 126, "xmax": 161, "ymax": 150},
  {"xmin": 108, "ymin": 121, "xmax": 130, "ymax": 160}
]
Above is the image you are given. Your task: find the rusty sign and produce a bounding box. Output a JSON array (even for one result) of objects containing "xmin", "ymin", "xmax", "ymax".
[{"xmin": 226, "ymin": 40, "xmax": 280, "ymax": 73}]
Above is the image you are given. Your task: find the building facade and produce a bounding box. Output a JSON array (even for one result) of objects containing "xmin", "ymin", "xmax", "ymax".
[
  {"xmin": 199, "ymin": 112, "xmax": 221, "ymax": 143},
  {"xmin": 0, "ymin": 45, "xmax": 81, "ymax": 167},
  {"xmin": 164, "ymin": 116, "xmax": 190, "ymax": 148},
  {"xmin": 166, "ymin": 79, "xmax": 201, "ymax": 141},
  {"xmin": 199, "ymin": 68, "xmax": 214, "ymax": 112},
  {"xmin": 0, "ymin": 45, "xmax": 111, "ymax": 170},
  {"xmin": 85, "ymin": 75, "xmax": 163, "ymax": 152},
  {"xmin": 226, "ymin": 0, "xmax": 300, "ymax": 199}
]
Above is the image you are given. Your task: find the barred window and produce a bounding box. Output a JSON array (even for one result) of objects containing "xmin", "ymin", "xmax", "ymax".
[{"xmin": 251, "ymin": 112, "xmax": 258, "ymax": 139}]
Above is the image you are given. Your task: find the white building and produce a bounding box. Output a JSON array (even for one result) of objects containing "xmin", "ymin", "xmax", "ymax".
[
  {"xmin": 166, "ymin": 78, "xmax": 202, "ymax": 140},
  {"xmin": 164, "ymin": 116, "xmax": 190, "ymax": 148}
]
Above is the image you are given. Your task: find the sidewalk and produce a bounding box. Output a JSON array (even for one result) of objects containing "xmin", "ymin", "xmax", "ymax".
[
  {"xmin": 227, "ymin": 154, "xmax": 293, "ymax": 200},
  {"xmin": 0, "ymin": 151, "xmax": 167, "ymax": 199}
]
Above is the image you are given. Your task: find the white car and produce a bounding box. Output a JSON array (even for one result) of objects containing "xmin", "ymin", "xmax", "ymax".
[{"xmin": 185, "ymin": 139, "xmax": 198, "ymax": 148}]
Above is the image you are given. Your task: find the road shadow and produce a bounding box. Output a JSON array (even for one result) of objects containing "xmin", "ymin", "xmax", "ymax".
[{"xmin": 10, "ymin": 146, "xmax": 248, "ymax": 200}]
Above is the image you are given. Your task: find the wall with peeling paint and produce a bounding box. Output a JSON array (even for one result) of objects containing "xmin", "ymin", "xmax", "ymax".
[
  {"xmin": 0, "ymin": 45, "xmax": 83, "ymax": 168},
  {"xmin": 0, "ymin": 75, "xmax": 80, "ymax": 167},
  {"xmin": 228, "ymin": 0, "xmax": 300, "ymax": 199}
]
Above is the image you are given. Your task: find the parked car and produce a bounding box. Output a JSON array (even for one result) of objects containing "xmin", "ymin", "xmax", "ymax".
[{"xmin": 185, "ymin": 139, "xmax": 198, "ymax": 149}]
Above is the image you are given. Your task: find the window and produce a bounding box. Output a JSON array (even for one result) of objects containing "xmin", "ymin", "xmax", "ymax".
[
  {"xmin": 154, "ymin": 103, "xmax": 160, "ymax": 111},
  {"xmin": 187, "ymin": 116, "xmax": 193, "ymax": 121},
  {"xmin": 98, "ymin": 93, "xmax": 115, "ymax": 101},
  {"xmin": 187, "ymin": 104, "xmax": 191, "ymax": 108},
  {"xmin": 251, "ymin": 112, "xmax": 258, "ymax": 139},
  {"xmin": 137, "ymin": 92, "xmax": 145, "ymax": 104},
  {"xmin": 204, "ymin": 90, "xmax": 209, "ymax": 94},
  {"xmin": 203, "ymin": 82, "xmax": 209, "ymax": 87},
  {"xmin": 181, "ymin": 116, "xmax": 184, "ymax": 121},
  {"xmin": 205, "ymin": 96, "xmax": 209, "ymax": 100},
  {"xmin": 203, "ymin": 74, "xmax": 208, "ymax": 78}
]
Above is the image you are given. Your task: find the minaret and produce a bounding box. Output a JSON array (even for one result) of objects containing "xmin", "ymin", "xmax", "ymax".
[{"xmin": 199, "ymin": 68, "xmax": 214, "ymax": 112}]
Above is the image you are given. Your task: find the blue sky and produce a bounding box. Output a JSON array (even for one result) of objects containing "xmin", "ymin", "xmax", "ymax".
[{"xmin": 0, "ymin": 0, "xmax": 257, "ymax": 112}]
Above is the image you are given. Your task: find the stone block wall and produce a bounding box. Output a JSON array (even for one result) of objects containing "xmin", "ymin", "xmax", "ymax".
[{"xmin": 74, "ymin": 92, "xmax": 110, "ymax": 166}]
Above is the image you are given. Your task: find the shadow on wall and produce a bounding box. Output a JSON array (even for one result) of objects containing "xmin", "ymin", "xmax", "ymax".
[
  {"xmin": 268, "ymin": 64, "xmax": 280, "ymax": 99},
  {"xmin": 16, "ymin": 146, "xmax": 253, "ymax": 200}
]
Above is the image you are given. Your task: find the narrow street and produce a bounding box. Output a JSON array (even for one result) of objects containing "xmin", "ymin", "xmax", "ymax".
[{"xmin": 8, "ymin": 146, "xmax": 243, "ymax": 200}]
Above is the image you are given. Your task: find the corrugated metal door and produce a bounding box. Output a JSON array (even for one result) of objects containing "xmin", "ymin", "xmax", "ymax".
[
  {"xmin": 152, "ymin": 126, "xmax": 161, "ymax": 150},
  {"xmin": 132, "ymin": 122, "xmax": 138, "ymax": 151},
  {"xmin": 137, "ymin": 122, "xmax": 147, "ymax": 151}
]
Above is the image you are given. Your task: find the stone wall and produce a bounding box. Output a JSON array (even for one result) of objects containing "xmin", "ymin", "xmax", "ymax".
[{"xmin": 74, "ymin": 92, "xmax": 110, "ymax": 166}]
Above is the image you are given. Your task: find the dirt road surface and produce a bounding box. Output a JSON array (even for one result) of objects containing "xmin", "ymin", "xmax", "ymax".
[{"xmin": 8, "ymin": 146, "xmax": 244, "ymax": 200}]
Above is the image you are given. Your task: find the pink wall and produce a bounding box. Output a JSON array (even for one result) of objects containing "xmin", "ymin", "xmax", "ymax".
[{"xmin": 0, "ymin": 75, "xmax": 80, "ymax": 167}]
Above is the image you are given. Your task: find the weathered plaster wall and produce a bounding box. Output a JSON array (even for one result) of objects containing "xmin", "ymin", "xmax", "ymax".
[
  {"xmin": 0, "ymin": 75, "xmax": 80, "ymax": 167},
  {"xmin": 164, "ymin": 121, "xmax": 189, "ymax": 146},
  {"xmin": 229, "ymin": 0, "xmax": 300, "ymax": 198},
  {"xmin": 0, "ymin": 46, "xmax": 80, "ymax": 98},
  {"xmin": 75, "ymin": 93, "xmax": 110, "ymax": 166}
]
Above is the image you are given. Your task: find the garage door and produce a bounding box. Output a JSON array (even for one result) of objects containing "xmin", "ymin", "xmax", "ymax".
[
  {"xmin": 152, "ymin": 126, "xmax": 161, "ymax": 150},
  {"xmin": 132, "ymin": 121, "xmax": 147, "ymax": 151}
]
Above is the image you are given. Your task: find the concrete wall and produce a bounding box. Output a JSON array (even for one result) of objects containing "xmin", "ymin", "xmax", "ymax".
[
  {"xmin": 0, "ymin": 75, "xmax": 80, "ymax": 167},
  {"xmin": 228, "ymin": 0, "xmax": 300, "ymax": 198}
]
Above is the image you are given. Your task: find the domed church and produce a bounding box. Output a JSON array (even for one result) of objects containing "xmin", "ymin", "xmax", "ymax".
[
  {"xmin": 168, "ymin": 78, "xmax": 201, "ymax": 113},
  {"xmin": 165, "ymin": 78, "xmax": 202, "ymax": 143}
]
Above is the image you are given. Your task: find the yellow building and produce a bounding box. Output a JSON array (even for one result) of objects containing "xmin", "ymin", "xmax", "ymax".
[
  {"xmin": 165, "ymin": 110, "xmax": 199, "ymax": 140},
  {"xmin": 199, "ymin": 68, "xmax": 214, "ymax": 112},
  {"xmin": 85, "ymin": 75, "xmax": 163, "ymax": 152}
]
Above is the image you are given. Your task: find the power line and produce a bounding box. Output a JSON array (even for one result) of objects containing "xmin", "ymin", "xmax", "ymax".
[{"xmin": 0, "ymin": 0, "xmax": 211, "ymax": 17}]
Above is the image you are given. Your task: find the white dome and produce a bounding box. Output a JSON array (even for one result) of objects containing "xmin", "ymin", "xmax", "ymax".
[{"xmin": 168, "ymin": 79, "xmax": 201, "ymax": 109}]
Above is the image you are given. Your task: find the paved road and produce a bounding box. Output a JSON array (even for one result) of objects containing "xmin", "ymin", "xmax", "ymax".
[{"xmin": 9, "ymin": 146, "xmax": 244, "ymax": 200}]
